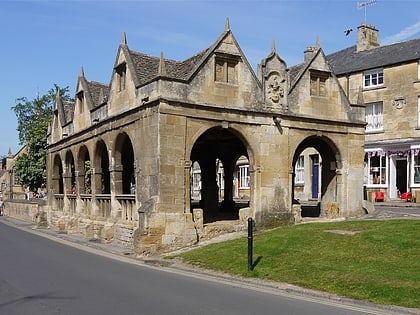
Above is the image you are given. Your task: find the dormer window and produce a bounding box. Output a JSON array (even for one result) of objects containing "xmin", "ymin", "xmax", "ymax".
[
  {"xmin": 364, "ymin": 68, "xmax": 383, "ymax": 88},
  {"xmin": 116, "ymin": 63, "xmax": 127, "ymax": 92},
  {"xmin": 310, "ymin": 70, "xmax": 329, "ymax": 97},
  {"xmin": 214, "ymin": 54, "xmax": 238, "ymax": 84},
  {"xmin": 77, "ymin": 91, "xmax": 84, "ymax": 113}
]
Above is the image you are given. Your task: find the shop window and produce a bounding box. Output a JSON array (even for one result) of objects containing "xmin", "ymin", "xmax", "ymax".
[
  {"xmin": 366, "ymin": 154, "xmax": 387, "ymax": 185},
  {"xmin": 413, "ymin": 152, "xmax": 420, "ymax": 184}
]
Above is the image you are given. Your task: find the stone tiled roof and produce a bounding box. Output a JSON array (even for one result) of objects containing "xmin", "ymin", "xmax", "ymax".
[
  {"xmin": 86, "ymin": 80, "xmax": 110, "ymax": 106},
  {"xmin": 129, "ymin": 48, "xmax": 210, "ymax": 86},
  {"xmin": 326, "ymin": 38, "xmax": 420, "ymax": 75},
  {"xmin": 62, "ymin": 101, "xmax": 75, "ymax": 125}
]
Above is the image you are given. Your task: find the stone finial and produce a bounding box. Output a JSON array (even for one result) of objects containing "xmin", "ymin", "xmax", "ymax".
[
  {"xmin": 158, "ymin": 52, "xmax": 167, "ymax": 76},
  {"xmin": 79, "ymin": 67, "xmax": 85, "ymax": 78},
  {"xmin": 225, "ymin": 17, "xmax": 230, "ymax": 31},
  {"xmin": 7, "ymin": 147, "xmax": 12, "ymax": 157},
  {"xmin": 121, "ymin": 32, "xmax": 127, "ymax": 45},
  {"xmin": 54, "ymin": 86, "xmax": 61, "ymax": 109},
  {"xmin": 271, "ymin": 39, "xmax": 276, "ymax": 53}
]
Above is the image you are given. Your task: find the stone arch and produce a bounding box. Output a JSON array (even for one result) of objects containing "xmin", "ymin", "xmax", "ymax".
[
  {"xmin": 93, "ymin": 139, "xmax": 110, "ymax": 194},
  {"xmin": 52, "ymin": 154, "xmax": 64, "ymax": 194},
  {"xmin": 190, "ymin": 126, "xmax": 251, "ymax": 223},
  {"xmin": 292, "ymin": 135, "xmax": 342, "ymax": 217},
  {"xmin": 114, "ymin": 132, "xmax": 135, "ymax": 194},
  {"xmin": 77, "ymin": 145, "xmax": 91, "ymax": 194},
  {"xmin": 64, "ymin": 150, "xmax": 76, "ymax": 194}
]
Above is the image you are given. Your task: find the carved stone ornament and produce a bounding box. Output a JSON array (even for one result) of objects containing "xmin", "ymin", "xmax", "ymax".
[
  {"xmin": 392, "ymin": 97, "xmax": 406, "ymax": 110},
  {"xmin": 266, "ymin": 73, "xmax": 285, "ymax": 105}
]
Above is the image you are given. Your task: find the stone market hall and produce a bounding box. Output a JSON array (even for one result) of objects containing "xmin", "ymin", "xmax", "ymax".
[{"xmin": 46, "ymin": 20, "xmax": 366, "ymax": 255}]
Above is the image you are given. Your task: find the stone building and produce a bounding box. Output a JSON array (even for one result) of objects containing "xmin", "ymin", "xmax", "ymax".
[
  {"xmin": 327, "ymin": 24, "xmax": 420, "ymax": 202},
  {"xmin": 1, "ymin": 147, "xmax": 26, "ymax": 200},
  {"xmin": 46, "ymin": 20, "xmax": 366, "ymax": 254}
]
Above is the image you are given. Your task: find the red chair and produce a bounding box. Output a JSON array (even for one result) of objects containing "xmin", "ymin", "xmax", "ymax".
[
  {"xmin": 375, "ymin": 191, "xmax": 384, "ymax": 202},
  {"xmin": 400, "ymin": 192, "xmax": 412, "ymax": 202}
]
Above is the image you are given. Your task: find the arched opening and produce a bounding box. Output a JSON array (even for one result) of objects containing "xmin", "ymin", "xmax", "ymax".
[
  {"xmin": 190, "ymin": 127, "xmax": 249, "ymax": 223},
  {"xmin": 65, "ymin": 150, "xmax": 76, "ymax": 194},
  {"xmin": 94, "ymin": 140, "xmax": 110, "ymax": 194},
  {"xmin": 77, "ymin": 146, "xmax": 91, "ymax": 194},
  {"xmin": 292, "ymin": 136, "xmax": 341, "ymax": 217},
  {"xmin": 52, "ymin": 154, "xmax": 64, "ymax": 194},
  {"xmin": 114, "ymin": 133, "xmax": 135, "ymax": 194}
]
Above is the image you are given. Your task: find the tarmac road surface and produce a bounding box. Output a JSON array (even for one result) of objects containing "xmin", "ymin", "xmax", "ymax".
[{"xmin": 1, "ymin": 216, "xmax": 418, "ymax": 315}]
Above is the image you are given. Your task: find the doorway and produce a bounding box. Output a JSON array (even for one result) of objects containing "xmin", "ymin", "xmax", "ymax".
[
  {"xmin": 396, "ymin": 159, "xmax": 407, "ymax": 195},
  {"xmin": 311, "ymin": 154, "xmax": 319, "ymax": 199}
]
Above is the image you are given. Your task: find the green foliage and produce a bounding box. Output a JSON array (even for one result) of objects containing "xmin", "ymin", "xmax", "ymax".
[
  {"xmin": 176, "ymin": 220, "xmax": 420, "ymax": 309},
  {"xmin": 12, "ymin": 85, "xmax": 72, "ymax": 191}
]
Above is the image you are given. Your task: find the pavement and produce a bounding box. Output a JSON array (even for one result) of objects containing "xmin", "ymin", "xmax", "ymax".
[{"xmin": 1, "ymin": 203, "xmax": 420, "ymax": 315}]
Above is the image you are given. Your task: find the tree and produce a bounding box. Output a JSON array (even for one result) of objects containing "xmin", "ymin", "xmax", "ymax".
[{"xmin": 12, "ymin": 85, "xmax": 72, "ymax": 192}]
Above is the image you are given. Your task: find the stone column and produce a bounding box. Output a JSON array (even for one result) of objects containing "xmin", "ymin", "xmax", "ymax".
[
  {"xmin": 200, "ymin": 155, "xmax": 219, "ymax": 216},
  {"xmin": 184, "ymin": 160, "xmax": 192, "ymax": 214},
  {"xmin": 220, "ymin": 161, "xmax": 235, "ymax": 211},
  {"xmin": 110, "ymin": 164, "xmax": 123, "ymax": 218}
]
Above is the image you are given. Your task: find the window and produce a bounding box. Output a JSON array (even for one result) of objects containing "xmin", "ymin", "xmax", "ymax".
[
  {"xmin": 418, "ymin": 61, "xmax": 420, "ymax": 80},
  {"xmin": 215, "ymin": 56, "xmax": 238, "ymax": 84},
  {"xmin": 116, "ymin": 63, "xmax": 127, "ymax": 92},
  {"xmin": 77, "ymin": 91, "xmax": 84, "ymax": 113},
  {"xmin": 364, "ymin": 68, "xmax": 383, "ymax": 88},
  {"xmin": 295, "ymin": 156, "xmax": 304, "ymax": 184},
  {"xmin": 239, "ymin": 165, "xmax": 250, "ymax": 189},
  {"xmin": 310, "ymin": 70, "xmax": 329, "ymax": 96},
  {"xmin": 366, "ymin": 153, "xmax": 387, "ymax": 185},
  {"xmin": 365, "ymin": 102, "xmax": 383, "ymax": 132},
  {"xmin": 418, "ymin": 96, "xmax": 420, "ymax": 127},
  {"xmin": 413, "ymin": 150, "xmax": 420, "ymax": 184}
]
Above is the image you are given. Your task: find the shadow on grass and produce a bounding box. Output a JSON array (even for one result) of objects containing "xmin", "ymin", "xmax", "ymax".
[{"xmin": 252, "ymin": 256, "xmax": 263, "ymax": 269}]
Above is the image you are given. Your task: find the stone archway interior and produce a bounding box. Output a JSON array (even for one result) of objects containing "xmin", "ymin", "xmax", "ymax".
[
  {"xmin": 293, "ymin": 137, "xmax": 340, "ymax": 217},
  {"xmin": 190, "ymin": 127, "xmax": 249, "ymax": 223}
]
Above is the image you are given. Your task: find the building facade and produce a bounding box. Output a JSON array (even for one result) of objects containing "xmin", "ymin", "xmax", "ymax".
[
  {"xmin": 328, "ymin": 24, "xmax": 420, "ymax": 202},
  {"xmin": 46, "ymin": 21, "xmax": 365, "ymax": 254}
]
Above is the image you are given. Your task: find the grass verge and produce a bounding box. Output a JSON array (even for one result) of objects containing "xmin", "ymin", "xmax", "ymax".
[{"xmin": 174, "ymin": 220, "xmax": 420, "ymax": 309}]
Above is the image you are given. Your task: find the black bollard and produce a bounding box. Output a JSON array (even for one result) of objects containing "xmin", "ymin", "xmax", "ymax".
[{"xmin": 247, "ymin": 217, "xmax": 253, "ymax": 271}]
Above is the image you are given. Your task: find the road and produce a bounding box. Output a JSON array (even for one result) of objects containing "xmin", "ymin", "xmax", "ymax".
[{"xmin": 0, "ymin": 219, "xmax": 412, "ymax": 315}]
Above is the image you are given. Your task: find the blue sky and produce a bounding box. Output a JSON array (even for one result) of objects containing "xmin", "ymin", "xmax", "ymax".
[{"xmin": 1, "ymin": 0, "xmax": 420, "ymax": 156}]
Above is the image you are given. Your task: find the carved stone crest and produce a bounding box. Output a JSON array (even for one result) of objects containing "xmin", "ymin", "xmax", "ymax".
[
  {"xmin": 392, "ymin": 97, "xmax": 406, "ymax": 110},
  {"xmin": 265, "ymin": 72, "xmax": 286, "ymax": 109}
]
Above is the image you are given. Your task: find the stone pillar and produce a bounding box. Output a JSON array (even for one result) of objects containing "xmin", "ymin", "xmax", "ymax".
[
  {"xmin": 91, "ymin": 168, "xmax": 102, "ymax": 194},
  {"xmin": 220, "ymin": 162, "xmax": 235, "ymax": 211},
  {"xmin": 63, "ymin": 170, "xmax": 73, "ymax": 213},
  {"xmin": 75, "ymin": 170, "xmax": 85, "ymax": 214},
  {"xmin": 184, "ymin": 160, "xmax": 192, "ymax": 214},
  {"xmin": 110, "ymin": 164, "xmax": 123, "ymax": 218},
  {"xmin": 200, "ymin": 156, "xmax": 219, "ymax": 215}
]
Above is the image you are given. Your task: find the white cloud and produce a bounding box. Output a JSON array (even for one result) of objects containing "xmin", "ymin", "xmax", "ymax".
[{"xmin": 382, "ymin": 21, "xmax": 420, "ymax": 45}]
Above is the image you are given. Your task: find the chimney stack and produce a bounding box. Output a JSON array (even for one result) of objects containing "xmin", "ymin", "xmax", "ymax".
[{"xmin": 357, "ymin": 24, "xmax": 379, "ymax": 52}]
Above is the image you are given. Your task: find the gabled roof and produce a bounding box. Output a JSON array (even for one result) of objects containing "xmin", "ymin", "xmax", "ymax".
[
  {"xmin": 62, "ymin": 100, "xmax": 74, "ymax": 125},
  {"xmin": 128, "ymin": 48, "xmax": 210, "ymax": 86},
  {"xmin": 85, "ymin": 80, "xmax": 110, "ymax": 107},
  {"xmin": 123, "ymin": 19, "xmax": 258, "ymax": 88},
  {"xmin": 326, "ymin": 38, "xmax": 420, "ymax": 75}
]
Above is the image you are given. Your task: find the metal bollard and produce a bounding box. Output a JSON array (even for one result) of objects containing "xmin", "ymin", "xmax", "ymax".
[{"xmin": 247, "ymin": 217, "xmax": 253, "ymax": 271}]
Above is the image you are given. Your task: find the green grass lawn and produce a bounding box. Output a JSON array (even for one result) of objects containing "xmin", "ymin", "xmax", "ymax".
[{"xmin": 174, "ymin": 220, "xmax": 420, "ymax": 309}]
